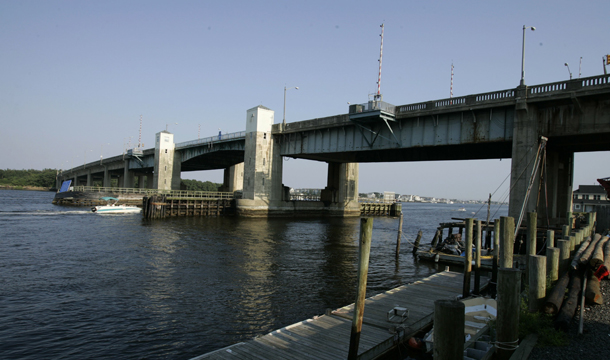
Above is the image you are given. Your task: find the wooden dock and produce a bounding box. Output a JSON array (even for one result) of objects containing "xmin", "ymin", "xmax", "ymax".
[{"xmin": 191, "ymin": 271, "xmax": 489, "ymax": 360}]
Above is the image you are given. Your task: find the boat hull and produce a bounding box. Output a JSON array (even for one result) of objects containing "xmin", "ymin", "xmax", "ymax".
[{"xmin": 92, "ymin": 205, "xmax": 142, "ymax": 214}]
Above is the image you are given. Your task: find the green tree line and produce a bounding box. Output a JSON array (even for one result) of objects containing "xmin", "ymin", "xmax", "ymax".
[
  {"xmin": 181, "ymin": 179, "xmax": 222, "ymax": 192},
  {"xmin": 0, "ymin": 169, "xmax": 58, "ymax": 188}
]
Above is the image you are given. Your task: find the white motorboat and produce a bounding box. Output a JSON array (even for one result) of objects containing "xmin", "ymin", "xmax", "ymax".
[{"xmin": 92, "ymin": 197, "xmax": 141, "ymax": 214}]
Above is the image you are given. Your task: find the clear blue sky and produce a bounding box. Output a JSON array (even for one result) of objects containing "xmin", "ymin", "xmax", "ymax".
[{"xmin": 1, "ymin": 0, "xmax": 609, "ymax": 200}]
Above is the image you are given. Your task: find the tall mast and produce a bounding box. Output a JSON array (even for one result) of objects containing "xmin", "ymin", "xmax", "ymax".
[
  {"xmin": 375, "ymin": 23, "xmax": 384, "ymax": 101},
  {"xmin": 450, "ymin": 62, "xmax": 454, "ymax": 99},
  {"xmin": 138, "ymin": 115, "xmax": 142, "ymax": 148}
]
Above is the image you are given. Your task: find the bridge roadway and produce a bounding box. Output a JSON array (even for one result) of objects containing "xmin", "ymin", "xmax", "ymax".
[{"xmin": 59, "ymin": 74, "xmax": 610, "ymax": 220}]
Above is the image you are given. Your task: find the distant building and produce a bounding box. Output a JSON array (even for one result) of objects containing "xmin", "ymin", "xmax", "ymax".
[{"xmin": 572, "ymin": 185, "xmax": 609, "ymax": 212}]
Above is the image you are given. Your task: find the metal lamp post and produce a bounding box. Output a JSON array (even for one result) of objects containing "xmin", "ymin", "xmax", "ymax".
[
  {"xmin": 283, "ymin": 86, "xmax": 299, "ymax": 127},
  {"xmin": 520, "ymin": 25, "xmax": 536, "ymax": 86},
  {"xmin": 564, "ymin": 63, "xmax": 572, "ymax": 79}
]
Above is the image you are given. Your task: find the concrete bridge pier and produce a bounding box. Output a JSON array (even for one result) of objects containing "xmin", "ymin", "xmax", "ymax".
[
  {"xmin": 236, "ymin": 105, "xmax": 360, "ymax": 217},
  {"xmin": 153, "ymin": 131, "xmax": 181, "ymax": 190},
  {"xmin": 509, "ymin": 98, "xmax": 575, "ymax": 227},
  {"xmin": 321, "ymin": 162, "xmax": 360, "ymax": 214},
  {"xmin": 219, "ymin": 163, "xmax": 244, "ymax": 193},
  {"xmin": 539, "ymin": 150, "xmax": 574, "ymax": 226},
  {"xmin": 123, "ymin": 160, "xmax": 135, "ymax": 188}
]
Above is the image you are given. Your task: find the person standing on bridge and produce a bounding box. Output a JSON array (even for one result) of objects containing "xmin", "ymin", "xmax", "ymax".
[{"xmin": 218, "ymin": 128, "xmax": 221, "ymax": 140}]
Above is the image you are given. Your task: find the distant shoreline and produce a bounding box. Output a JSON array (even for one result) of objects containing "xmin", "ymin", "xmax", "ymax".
[{"xmin": 0, "ymin": 185, "xmax": 54, "ymax": 192}]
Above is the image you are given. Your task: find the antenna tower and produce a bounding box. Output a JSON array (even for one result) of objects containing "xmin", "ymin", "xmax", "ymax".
[
  {"xmin": 450, "ymin": 62, "xmax": 454, "ymax": 99},
  {"xmin": 375, "ymin": 23, "xmax": 384, "ymax": 101},
  {"xmin": 138, "ymin": 115, "xmax": 142, "ymax": 148}
]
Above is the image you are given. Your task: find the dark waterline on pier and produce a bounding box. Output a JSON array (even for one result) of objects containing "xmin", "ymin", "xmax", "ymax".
[{"xmin": 0, "ymin": 190, "xmax": 507, "ymax": 359}]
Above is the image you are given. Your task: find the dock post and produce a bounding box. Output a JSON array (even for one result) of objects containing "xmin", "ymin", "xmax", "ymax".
[
  {"xmin": 499, "ymin": 217, "xmax": 515, "ymax": 268},
  {"xmin": 491, "ymin": 219, "xmax": 500, "ymax": 294},
  {"xmin": 528, "ymin": 255, "xmax": 546, "ymax": 312},
  {"xmin": 526, "ymin": 212, "xmax": 537, "ymax": 283},
  {"xmin": 557, "ymin": 239, "xmax": 570, "ymax": 276},
  {"xmin": 433, "ymin": 300, "xmax": 465, "ymax": 360},
  {"xmin": 463, "ymin": 218, "xmax": 474, "ymax": 298},
  {"xmin": 412, "ymin": 230, "xmax": 422, "ymax": 255},
  {"xmin": 474, "ymin": 220, "xmax": 482, "ymax": 295},
  {"xmin": 497, "ymin": 268, "xmax": 521, "ymax": 360},
  {"xmin": 526, "ymin": 212, "xmax": 537, "ymax": 256},
  {"xmin": 348, "ymin": 217, "xmax": 373, "ymax": 360},
  {"xmin": 562, "ymin": 224, "xmax": 570, "ymax": 238},
  {"xmin": 396, "ymin": 211, "xmax": 403, "ymax": 256},
  {"xmin": 546, "ymin": 247, "xmax": 560, "ymax": 281},
  {"xmin": 547, "ymin": 229, "xmax": 555, "ymax": 248}
]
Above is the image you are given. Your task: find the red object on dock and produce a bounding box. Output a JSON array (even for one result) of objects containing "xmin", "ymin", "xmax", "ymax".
[{"xmin": 594, "ymin": 265, "xmax": 609, "ymax": 280}]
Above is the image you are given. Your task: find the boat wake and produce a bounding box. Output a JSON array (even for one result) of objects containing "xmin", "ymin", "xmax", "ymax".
[{"xmin": 0, "ymin": 210, "xmax": 92, "ymax": 216}]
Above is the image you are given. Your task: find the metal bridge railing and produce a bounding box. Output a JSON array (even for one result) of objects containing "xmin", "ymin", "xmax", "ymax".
[
  {"xmin": 71, "ymin": 186, "xmax": 236, "ymax": 199},
  {"xmin": 176, "ymin": 131, "xmax": 246, "ymax": 149},
  {"xmin": 396, "ymin": 74, "xmax": 610, "ymax": 116}
]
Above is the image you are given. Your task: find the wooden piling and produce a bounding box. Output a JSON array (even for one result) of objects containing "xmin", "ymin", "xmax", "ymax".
[
  {"xmin": 528, "ymin": 255, "xmax": 546, "ymax": 313},
  {"xmin": 526, "ymin": 212, "xmax": 537, "ymax": 256},
  {"xmin": 412, "ymin": 230, "xmax": 423, "ymax": 255},
  {"xmin": 557, "ymin": 239, "xmax": 571, "ymax": 276},
  {"xmin": 433, "ymin": 300, "xmax": 465, "ymax": 360},
  {"xmin": 546, "ymin": 247, "xmax": 560, "ymax": 282},
  {"xmin": 348, "ymin": 217, "xmax": 373, "ymax": 360},
  {"xmin": 562, "ymin": 224, "xmax": 570, "ymax": 238},
  {"xmin": 497, "ymin": 268, "xmax": 521, "ymax": 360},
  {"xmin": 499, "ymin": 216, "xmax": 515, "ymax": 268},
  {"xmin": 491, "ymin": 219, "xmax": 500, "ymax": 293},
  {"xmin": 463, "ymin": 218, "xmax": 474, "ymax": 298},
  {"xmin": 547, "ymin": 229, "xmax": 555, "ymax": 248},
  {"xmin": 396, "ymin": 211, "xmax": 403, "ymax": 256},
  {"xmin": 474, "ymin": 220, "xmax": 482, "ymax": 295}
]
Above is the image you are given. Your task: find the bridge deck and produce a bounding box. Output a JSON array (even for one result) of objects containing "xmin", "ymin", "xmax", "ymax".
[{"xmin": 191, "ymin": 271, "xmax": 488, "ymax": 360}]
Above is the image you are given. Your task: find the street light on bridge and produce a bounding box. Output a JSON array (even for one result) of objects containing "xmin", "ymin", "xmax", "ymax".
[
  {"xmin": 564, "ymin": 63, "xmax": 572, "ymax": 80},
  {"xmin": 283, "ymin": 86, "xmax": 299, "ymax": 127},
  {"xmin": 520, "ymin": 25, "xmax": 536, "ymax": 86}
]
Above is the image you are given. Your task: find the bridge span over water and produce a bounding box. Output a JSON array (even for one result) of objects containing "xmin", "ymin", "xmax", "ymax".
[{"xmin": 59, "ymin": 74, "xmax": 610, "ymax": 220}]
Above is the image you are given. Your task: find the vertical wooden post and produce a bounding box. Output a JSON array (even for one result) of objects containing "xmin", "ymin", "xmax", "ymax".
[
  {"xmin": 499, "ymin": 217, "xmax": 515, "ymax": 268},
  {"xmin": 557, "ymin": 239, "xmax": 571, "ymax": 276},
  {"xmin": 348, "ymin": 217, "xmax": 373, "ymax": 360},
  {"xmin": 569, "ymin": 233, "xmax": 576, "ymax": 252},
  {"xmin": 497, "ymin": 268, "xmax": 521, "ymax": 360},
  {"xmin": 396, "ymin": 211, "xmax": 403, "ymax": 256},
  {"xmin": 412, "ymin": 230, "xmax": 423, "ymax": 255},
  {"xmin": 528, "ymin": 255, "xmax": 546, "ymax": 312},
  {"xmin": 547, "ymin": 230, "xmax": 555, "ymax": 248},
  {"xmin": 566, "ymin": 211, "xmax": 573, "ymax": 229},
  {"xmin": 433, "ymin": 300, "xmax": 465, "ymax": 360},
  {"xmin": 526, "ymin": 212, "xmax": 537, "ymax": 256},
  {"xmin": 474, "ymin": 220, "xmax": 482, "ymax": 295},
  {"xmin": 491, "ymin": 219, "xmax": 500, "ymax": 292},
  {"xmin": 562, "ymin": 224, "xmax": 570, "ymax": 238},
  {"xmin": 526, "ymin": 212, "xmax": 537, "ymax": 285},
  {"xmin": 463, "ymin": 218, "xmax": 474, "ymax": 298},
  {"xmin": 546, "ymin": 247, "xmax": 560, "ymax": 281}
]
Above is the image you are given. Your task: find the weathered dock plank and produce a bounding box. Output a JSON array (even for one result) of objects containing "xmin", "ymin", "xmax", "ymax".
[{"xmin": 191, "ymin": 271, "xmax": 489, "ymax": 360}]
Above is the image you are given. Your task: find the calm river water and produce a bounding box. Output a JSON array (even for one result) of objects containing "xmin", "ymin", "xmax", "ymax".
[{"xmin": 0, "ymin": 190, "xmax": 507, "ymax": 359}]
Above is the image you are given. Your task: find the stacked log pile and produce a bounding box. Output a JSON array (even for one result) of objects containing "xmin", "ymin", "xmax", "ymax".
[{"xmin": 544, "ymin": 232, "xmax": 609, "ymax": 330}]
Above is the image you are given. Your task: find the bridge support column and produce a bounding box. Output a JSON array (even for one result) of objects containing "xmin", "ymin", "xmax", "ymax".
[
  {"xmin": 123, "ymin": 161, "xmax": 135, "ymax": 188},
  {"xmin": 509, "ymin": 101, "xmax": 541, "ymax": 221},
  {"xmin": 146, "ymin": 173, "xmax": 153, "ymax": 189},
  {"xmin": 86, "ymin": 170, "xmax": 92, "ymax": 187},
  {"xmin": 220, "ymin": 162, "xmax": 244, "ymax": 192},
  {"xmin": 321, "ymin": 162, "xmax": 360, "ymax": 215},
  {"xmin": 153, "ymin": 131, "xmax": 181, "ymax": 190},
  {"xmin": 103, "ymin": 168, "xmax": 110, "ymax": 187},
  {"xmin": 539, "ymin": 150, "xmax": 574, "ymax": 226},
  {"xmin": 237, "ymin": 106, "xmax": 284, "ymax": 216}
]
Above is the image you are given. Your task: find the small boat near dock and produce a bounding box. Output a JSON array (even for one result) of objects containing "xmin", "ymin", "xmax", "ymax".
[{"xmin": 91, "ymin": 197, "xmax": 142, "ymax": 214}]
